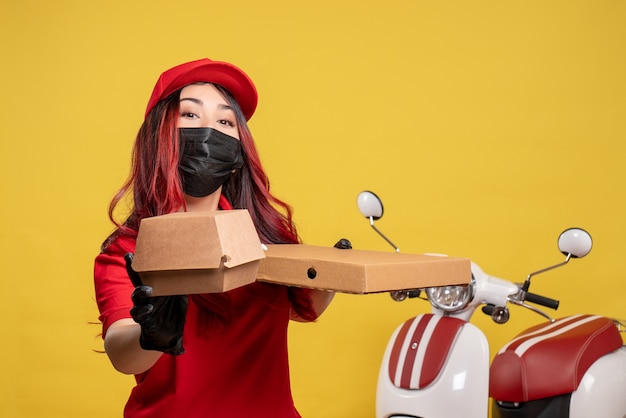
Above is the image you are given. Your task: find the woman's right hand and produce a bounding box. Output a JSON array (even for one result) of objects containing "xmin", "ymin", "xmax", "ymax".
[{"xmin": 125, "ymin": 253, "xmax": 188, "ymax": 356}]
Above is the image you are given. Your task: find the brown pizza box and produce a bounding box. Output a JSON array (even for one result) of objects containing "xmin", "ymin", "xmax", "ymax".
[
  {"xmin": 256, "ymin": 244, "xmax": 471, "ymax": 294},
  {"xmin": 130, "ymin": 210, "xmax": 265, "ymax": 296}
]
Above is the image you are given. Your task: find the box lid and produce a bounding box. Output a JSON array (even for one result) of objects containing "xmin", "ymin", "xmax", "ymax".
[{"xmin": 132, "ymin": 210, "xmax": 265, "ymax": 273}]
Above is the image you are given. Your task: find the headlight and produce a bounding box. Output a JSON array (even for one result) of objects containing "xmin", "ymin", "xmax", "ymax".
[{"xmin": 426, "ymin": 278, "xmax": 475, "ymax": 312}]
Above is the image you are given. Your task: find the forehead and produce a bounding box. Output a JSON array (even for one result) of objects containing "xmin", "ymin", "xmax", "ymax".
[{"xmin": 179, "ymin": 83, "xmax": 229, "ymax": 103}]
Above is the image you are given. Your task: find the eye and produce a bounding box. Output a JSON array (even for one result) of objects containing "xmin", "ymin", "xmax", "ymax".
[
  {"xmin": 217, "ymin": 118, "xmax": 236, "ymax": 128},
  {"xmin": 180, "ymin": 111, "xmax": 199, "ymax": 119}
]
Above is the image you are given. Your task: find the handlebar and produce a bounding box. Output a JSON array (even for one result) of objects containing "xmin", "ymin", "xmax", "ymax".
[
  {"xmin": 482, "ymin": 291, "xmax": 559, "ymax": 321},
  {"xmin": 525, "ymin": 292, "xmax": 560, "ymax": 310}
]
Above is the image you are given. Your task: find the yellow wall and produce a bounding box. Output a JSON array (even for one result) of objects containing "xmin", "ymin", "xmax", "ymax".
[{"xmin": 1, "ymin": 1, "xmax": 625, "ymax": 417}]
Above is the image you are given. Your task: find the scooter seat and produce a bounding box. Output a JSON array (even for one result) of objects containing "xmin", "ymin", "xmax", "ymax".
[{"xmin": 490, "ymin": 314, "xmax": 622, "ymax": 402}]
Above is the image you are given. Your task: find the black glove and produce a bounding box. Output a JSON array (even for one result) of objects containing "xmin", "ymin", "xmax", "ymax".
[{"xmin": 125, "ymin": 252, "xmax": 188, "ymax": 355}]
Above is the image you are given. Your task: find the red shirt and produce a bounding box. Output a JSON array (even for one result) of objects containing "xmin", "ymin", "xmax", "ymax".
[{"xmin": 94, "ymin": 234, "xmax": 311, "ymax": 418}]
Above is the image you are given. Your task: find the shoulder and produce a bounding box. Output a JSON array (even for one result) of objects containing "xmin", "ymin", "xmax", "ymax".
[
  {"xmin": 95, "ymin": 233, "xmax": 136, "ymax": 284},
  {"xmin": 100, "ymin": 232, "xmax": 136, "ymax": 256}
]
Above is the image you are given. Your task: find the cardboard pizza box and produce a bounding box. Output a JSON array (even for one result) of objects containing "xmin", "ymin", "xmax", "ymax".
[{"xmin": 256, "ymin": 244, "xmax": 471, "ymax": 294}]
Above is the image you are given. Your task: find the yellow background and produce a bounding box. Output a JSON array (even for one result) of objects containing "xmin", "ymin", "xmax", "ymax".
[{"xmin": 1, "ymin": 1, "xmax": 625, "ymax": 417}]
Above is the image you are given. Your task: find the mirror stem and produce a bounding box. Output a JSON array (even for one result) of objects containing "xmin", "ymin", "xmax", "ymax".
[
  {"xmin": 522, "ymin": 253, "xmax": 572, "ymax": 291},
  {"xmin": 369, "ymin": 217, "xmax": 400, "ymax": 253}
]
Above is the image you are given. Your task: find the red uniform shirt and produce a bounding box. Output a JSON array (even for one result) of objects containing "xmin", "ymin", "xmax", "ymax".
[{"xmin": 94, "ymin": 234, "xmax": 311, "ymax": 418}]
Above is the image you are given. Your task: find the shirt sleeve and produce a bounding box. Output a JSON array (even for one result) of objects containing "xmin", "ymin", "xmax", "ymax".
[{"xmin": 93, "ymin": 235, "xmax": 137, "ymax": 338}]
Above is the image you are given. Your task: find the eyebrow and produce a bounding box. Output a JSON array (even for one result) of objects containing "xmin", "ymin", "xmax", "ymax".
[
  {"xmin": 179, "ymin": 97, "xmax": 203, "ymax": 106},
  {"xmin": 179, "ymin": 97, "xmax": 234, "ymax": 112}
]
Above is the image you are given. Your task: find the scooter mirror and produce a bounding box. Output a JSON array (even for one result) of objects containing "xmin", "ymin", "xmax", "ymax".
[
  {"xmin": 558, "ymin": 228, "xmax": 593, "ymax": 258},
  {"xmin": 522, "ymin": 227, "xmax": 592, "ymax": 293},
  {"xmin": 357, "ymin": 190, "xmax": 384, "ymax": 220},
  {"xmin": 357, "ymin": 190, "xmax": 399, "ymax": 252}
]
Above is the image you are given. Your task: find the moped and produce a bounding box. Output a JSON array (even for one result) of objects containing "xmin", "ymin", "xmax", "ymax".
[{"xmin": 356, "ymin": 191, "xmax": 626, "ymax": 418}]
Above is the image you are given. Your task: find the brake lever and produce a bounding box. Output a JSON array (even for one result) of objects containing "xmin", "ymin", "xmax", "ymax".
[{"xmin": 508, "ymin": 297, "xmax": 555, "ymax": 323}]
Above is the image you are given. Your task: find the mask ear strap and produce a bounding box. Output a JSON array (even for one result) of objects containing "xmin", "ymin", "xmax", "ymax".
[{"xmin": 219, "ymin": 194, "xmax": 233, "ymax": 210}]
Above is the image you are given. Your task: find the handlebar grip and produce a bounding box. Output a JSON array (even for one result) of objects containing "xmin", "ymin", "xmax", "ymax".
[{"xmin": 525, "ymin": 292, "xmax": 560, "ymax": 310}]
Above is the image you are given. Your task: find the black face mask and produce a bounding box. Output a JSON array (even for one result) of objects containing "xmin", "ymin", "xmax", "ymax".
[{"xmin": 178, "ymin": 128, "xmax": 244, "ymax": 198}]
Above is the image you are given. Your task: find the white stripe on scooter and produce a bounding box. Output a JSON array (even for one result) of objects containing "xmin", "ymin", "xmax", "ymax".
[
  {"xmin": 394, "ymin": 316, "xmax": 422, "ymax": 387},
  {"xmin": 410, "ymin": 315, "xmax": 441, "ymax": 389},
  {"xmin": 514, "ymin": 315, "xmax": 602, "ymax": 357},
  {"xmin": 497, "ymin": 314, "xmax": 586, "ymax": 355}
]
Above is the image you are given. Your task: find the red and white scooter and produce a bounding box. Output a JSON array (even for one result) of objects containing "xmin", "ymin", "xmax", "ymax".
[{"xmin": 356, "ymin": 191, "xmax": 626, "ymax": 418}]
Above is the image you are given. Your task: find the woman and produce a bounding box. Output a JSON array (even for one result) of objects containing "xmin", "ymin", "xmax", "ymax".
[{"xmin": 94, "ymin": 58, "xmax": 335, "ymax": 417}]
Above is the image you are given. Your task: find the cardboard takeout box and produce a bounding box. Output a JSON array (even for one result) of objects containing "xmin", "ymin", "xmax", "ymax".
[
  {"xmin": 131, "ymin": 210, "xmax": 265, "ymax": 296},
  {"xmin": 257, "ymin": 244, "xmax": 471, "ymax": 294}
]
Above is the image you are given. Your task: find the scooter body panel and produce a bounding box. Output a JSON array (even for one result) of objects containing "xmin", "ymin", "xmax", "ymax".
[
  {"xmin": 569, "ymin": 346, "xmax": 626, "ymax": 418},
  {"xmin": 377, "ymin": 316, "xmax": 489, "ymax": 418}
]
